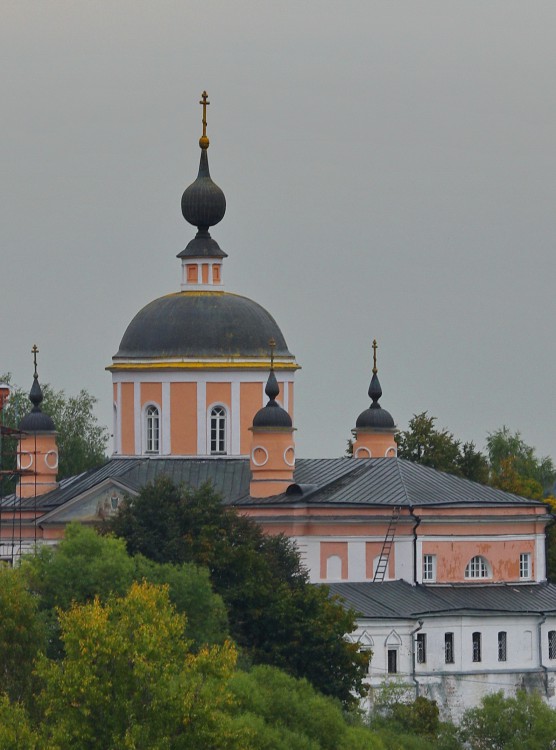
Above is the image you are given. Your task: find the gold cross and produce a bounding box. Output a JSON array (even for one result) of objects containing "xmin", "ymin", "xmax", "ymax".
[
  {"xmin": 199, "ymin": 91, "xmax": 210, "ymax": 148},
  {"xmin": 269, "ymin": 338, "xmax": 276, "ymax": 369},
  {"xmin": 32, "ymin": 344, "xmax": 39, "ymax": 378},
  {"xmin": 372, "ymin": 339, "xmax": 378, "ymax": 374}
]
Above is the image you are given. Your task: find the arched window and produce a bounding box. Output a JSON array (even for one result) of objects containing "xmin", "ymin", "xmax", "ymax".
[
  {"xmin": 465, "ymin": 556, "xmax": 490, "ymax": 579},
  {"xmin": 326, "ymin": 555, "xmax": 342, "ymax": 581},
  {"xmin": 145, "ymin": 405, "xmax": 160, "ymax": 454},
  {"xmin": 210, "ymin": 406, "xmax": 227, "ymax": 454},
  {"xmin": 548, "ymin": 631, "xmax": 556, "ymax": 660}
]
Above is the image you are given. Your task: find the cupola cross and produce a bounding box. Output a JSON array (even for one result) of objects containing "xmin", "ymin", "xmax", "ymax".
[
  {"xmin": 372, "ymin": 339, "xmax": 378, "ymax": 375},
  {"xmin": 32, "ymin": 344, "xmax": 39, "ymax": 378},
  {"xmin": 200, "ymin": 91, "xmax": 209, "ymax": 138}
]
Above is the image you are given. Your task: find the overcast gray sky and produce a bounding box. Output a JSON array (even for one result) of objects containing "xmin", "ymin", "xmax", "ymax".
[{"xmin": 1, "ymin": 1, "xmax": 555, "ymax": 461}]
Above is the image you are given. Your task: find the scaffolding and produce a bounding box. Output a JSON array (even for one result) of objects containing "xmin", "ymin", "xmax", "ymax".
[{"xmin": 0, "ymin": 423, "xmax": 39, "ymax": 565}]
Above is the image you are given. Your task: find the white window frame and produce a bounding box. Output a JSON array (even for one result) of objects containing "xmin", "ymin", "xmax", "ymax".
[
  {"xmin": 422, "ymin": 554, "xmax": 436, "ymax": 582},
  {"xmin": 519, "ymin": 552, "xmax": 532, "ymax": 580},
  {"xmin": 208, "ymin": 404, "xmax": 227, "ymax": 455},
  {"xmin": 144, "ymin": 403, "xmax": 160, "ymax": 454},
  {"xmin": 465, "ymin": 556, "xmax": 490, "ymax": 580}
]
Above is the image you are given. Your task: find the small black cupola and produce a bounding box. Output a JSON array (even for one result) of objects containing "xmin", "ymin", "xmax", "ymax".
[
  {"xmin": 355, "ymin": 339, "xmax": 395, "ymax": 429},
  {"xmin": 18, "ymin": 345, "xmax": 55, "ymax": 432},
  {"xmin": 252, "ymin": 339, "xmax": 292, "ymax": 428},
  {"xmin": 178, "ymin": 91, "xmax": 227, "ymax": 260}
]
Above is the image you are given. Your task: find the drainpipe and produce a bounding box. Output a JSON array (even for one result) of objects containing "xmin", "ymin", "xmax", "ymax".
[
  {"xmin": 410, "ymin": 506, "xmax": 421, "ymax": 585},
  {"xmin": 538, "ymin": 612, "xmax": 548, "ymax": 695},
  {"xmin": 410, "ymin": 619, "xmax": 424, "ymax": 698}
]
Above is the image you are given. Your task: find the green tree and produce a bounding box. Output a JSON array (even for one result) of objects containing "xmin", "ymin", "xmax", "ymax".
[
  {"xmin": 0, "ymin": 565, "xmax": 45, "ymax": 703},
  {"xmin": 396, "ymin": 413, "xmax": 463, "ymax": 474},
  {"xmin": 37, "ymin": 581, "xmax": 246, "ymax": 750},
  {"xmin": 486, "ymin": 427, "xmax": 555, "ymax": 499},
  {"xmin": 22, "ymin": 523, "xmax": 228, "ymax": 649},
  {"xmin": 460, "ymin": 689, "xmax": 556, "ymax": 750},
  {"xmin": 0, "ymin": 374, "xmax": 108, "ymax": 480},
  {"xmin": 109, "ymin": 477, "xmax": 368, "ymax": 706},
  {"xmin": 229, "ymin": 665, "xmax": 385, "ymax": 750},
  {"xmin": 0, "ymin": 695, "xmax": 39, "ymax": 750}
]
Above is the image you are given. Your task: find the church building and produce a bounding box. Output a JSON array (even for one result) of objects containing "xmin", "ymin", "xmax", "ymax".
[{"xmin": 1, "ymin": 93, "xmax": 555, "ymax": 721}]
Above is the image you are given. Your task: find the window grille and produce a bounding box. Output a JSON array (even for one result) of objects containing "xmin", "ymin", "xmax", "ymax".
[
  {"xmin": 472, "ymin": 632, "xmax": 482, "ymax": 662},
  {"xmin": 549, "ymin": 631, "xmax": 556, "ymax": 660},
  {"xmin": 387, "ymin": 649, "xmax": 398, "ymax": 674},
  {"xmin": 445, "ymin": 632, "xmax": 454, "ymax": 664},
  {"xmin": 416, "ymin": 633, "xmax": 426, "ymax": 664},
  {"xmin": 498, "ymin": 631, "xmax": 507, "ymax": 662}
]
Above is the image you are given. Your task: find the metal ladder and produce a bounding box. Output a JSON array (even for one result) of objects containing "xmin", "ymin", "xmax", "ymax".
[{"xmin": 373, "ymin": 506, "xmax": 401, "ymax": 582}]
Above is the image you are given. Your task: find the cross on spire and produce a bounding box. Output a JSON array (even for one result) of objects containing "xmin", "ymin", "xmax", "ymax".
[
  {"xmin": 372, "ymin": 339, "xmax": 378, "ymax": 375},
  {"xmin": 32, "ymin": 344, "xmax": 39, "ymax": 378},
  {"xmin": 199, "ymin": 90, "xmax": 210, "ymax": 149}
]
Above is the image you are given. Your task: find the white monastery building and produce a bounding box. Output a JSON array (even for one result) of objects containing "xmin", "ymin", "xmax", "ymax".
[{"xmin": 1, "ymin": 93, "xmax": 555, "ymax": 721}]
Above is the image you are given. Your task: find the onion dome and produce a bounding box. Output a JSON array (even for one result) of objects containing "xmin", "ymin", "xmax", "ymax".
[
  {"xmin": 356, "ymin": 340, "xmax": 395, "ymax": 429},
  {"xmin": 18, "ymin": 346, "xmax": 55, "ymax": 432},
  {"xmin": 178, "ymin": 91, "xmax": 227, "ymax": 260},
  {"xmin": 252, "ymin": 342, "xmax": 292, "ymax": 428}
]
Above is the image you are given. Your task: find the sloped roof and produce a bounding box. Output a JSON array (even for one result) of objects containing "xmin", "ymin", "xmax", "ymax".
[
  {"xmin": 329, "ymin": 580, "xmax": 556, "ymax": 618},
  {"xmin": 0, "ymin": 456, "xmax": 543, "ymax": 515}
]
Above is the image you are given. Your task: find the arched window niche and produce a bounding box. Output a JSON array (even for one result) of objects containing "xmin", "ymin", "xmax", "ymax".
[
  {"xmin": 144, "ymin": 404, "xmax": 160, "ymax": 454},
  {"xmin": 209, "ymin": 405, "xmax": 227, "ymax": 455},
  {"xmin": 465, "ymin": 555, "xmax": 491, "ymax": 580}
]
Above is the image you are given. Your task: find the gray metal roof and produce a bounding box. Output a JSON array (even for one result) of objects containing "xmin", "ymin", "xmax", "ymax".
[
  {"xmin": 236, "ymin": 457, "xmax": 541, "ymax": 508},
  {"xmin": 329, "ymin": 580, "xmax": 556, "ymax": 618},
  {"xmin": 1, "ymin": 456, "xmax": 543, "ymax": 516}
]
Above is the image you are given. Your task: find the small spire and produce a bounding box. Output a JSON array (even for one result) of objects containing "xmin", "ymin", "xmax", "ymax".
[
  {"xmin": 368, "ymin": 339, "xmax": 382, "ymax": 408},
  {"xmin": 265, "ymin": 338, "xmax": 279, "ymax": 401},
  {"xmin": 199, "ymin": 90, "xmax": 210, "ymax": 150},
  {"xmin": 29, "ymin": 344, "xmax": 43, "ymax": 411}
]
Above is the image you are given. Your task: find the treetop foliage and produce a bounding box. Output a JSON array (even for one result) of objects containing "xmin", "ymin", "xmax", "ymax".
[
  {"xmin": 109, "ymin": 477, "xmax": 368, "ymax": 706},
  {"xmin": 395, "ymin": 412, "xmax": 555, "ymax": 499}
]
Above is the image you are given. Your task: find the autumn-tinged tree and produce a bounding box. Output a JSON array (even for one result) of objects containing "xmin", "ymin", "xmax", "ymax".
[
  {"xmin": 36, "ymin": 582, "xmax": 245, "ymax": 750},
  {"xmin": 110, "ymin": 477, "xmax": 368, "ymax": 706},
  {"xmin": 486, "ymin": 427, "xmax": 555, "ymax": 499}
]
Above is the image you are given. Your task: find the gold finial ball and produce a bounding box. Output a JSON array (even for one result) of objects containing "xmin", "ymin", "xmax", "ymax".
[{"xmin": 199, "ymin": 135, "xmax": 210, "ymax": 149}]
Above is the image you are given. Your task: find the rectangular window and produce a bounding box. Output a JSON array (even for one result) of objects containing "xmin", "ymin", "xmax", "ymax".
[
  {"xmin": 416, "ymin": 633, "xmax": 426, "ymax": 664},
  {"xmin": 498, "ymin": 631, "xmax": 507, "ymax": 662},
  {"xmin": 549, "ymin": 631, "xmax": 556, "ymax": 660},
  {"xmin": 422, "ymin": 554, "xmax": 436, "ymax": 582},
  {"xmin": 472, "ymin": 632, "xmax": 481, "ymax": 663},
  {"xmin": 445, "ymin": 632, "xmax": 454, "ymax": 664},
  {"xmin": 387, "ymin": 649, "xmax": 398, "ymax": 674},
  {"xmin": 519, "ymin": 553, "xmax": 531, "ymax": 580}
]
